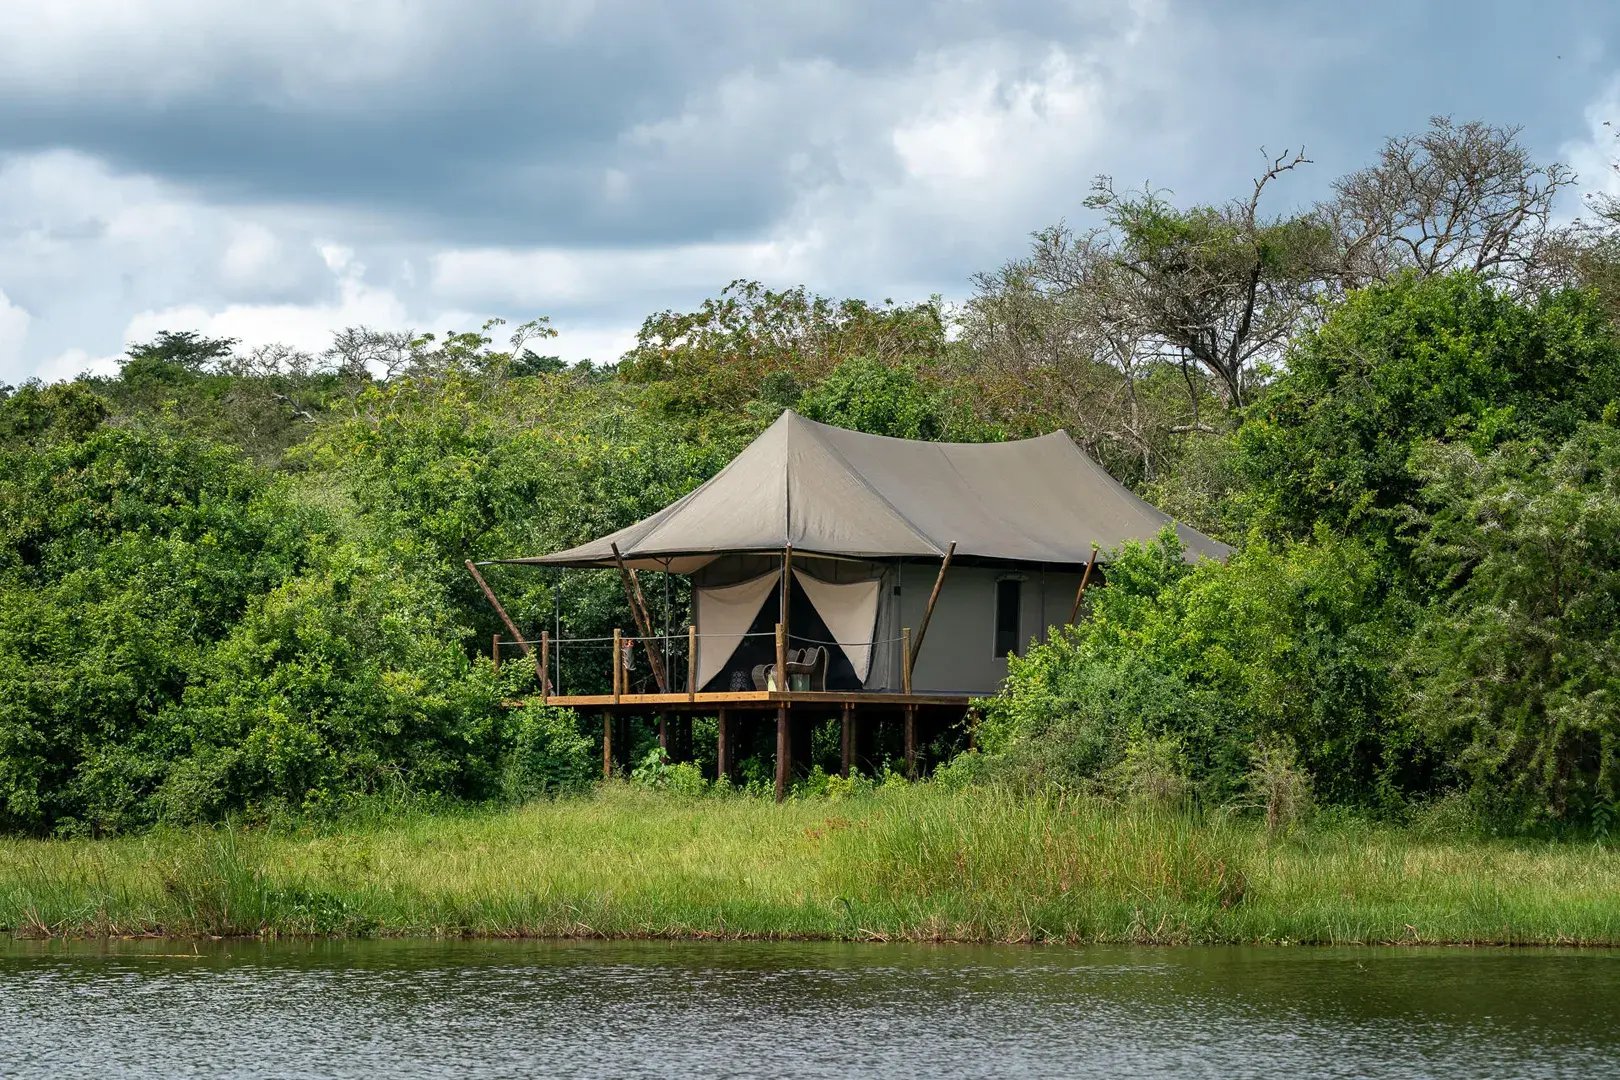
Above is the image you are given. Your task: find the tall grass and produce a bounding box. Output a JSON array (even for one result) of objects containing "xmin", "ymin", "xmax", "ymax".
[{"xmin": 2, "ymin": 785, "xmax": 1617, "ymax": 944}]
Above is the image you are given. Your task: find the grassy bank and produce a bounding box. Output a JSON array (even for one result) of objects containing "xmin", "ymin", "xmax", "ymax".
[{"xmin": 2, "ymin": 785, "xmax": 1617, "ymax": 945}]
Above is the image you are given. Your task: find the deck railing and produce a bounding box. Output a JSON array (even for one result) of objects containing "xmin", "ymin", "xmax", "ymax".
[{"xmin": 494, "ymin": 623, "xmax": 913, "ymax": 701}]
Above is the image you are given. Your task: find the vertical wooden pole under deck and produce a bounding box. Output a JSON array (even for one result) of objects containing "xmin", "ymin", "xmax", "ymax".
[
  {"xmin": 491, "ymin": 634, "xmax": 501, "ymax": 674},
  {"xmin": 716, "ymin": 708, "xmax": 731, "ymax": 783},
  {"xmin": 775, "ymin": 705, "xmax": 790, "ymax": 802},
  {"xmin": 840, "ymin": 702, "xmax": 854, "ymax": 778},
  {"xmin": 658, "ymin": 712, "xmax": 669, "ymax": 755},
  {"xmin": 904, "ymin": 705, "xmax": 917, "ymax": 779},
  {"xmin": 900, "ymin": 627, "xmax": 913, "ymax": 695},
  {"xmin": 602, "ymin": 712, "xmax": 613, "ymax": 779}
]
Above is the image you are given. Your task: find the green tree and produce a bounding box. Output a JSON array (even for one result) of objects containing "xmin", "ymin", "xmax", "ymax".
[
  {"xmin": 1237, "ymin": 273, "xmax": 1620, "ymax": 565},
  {"xmin": 1403, "ymin": 424, "xmax": 1620, "ymax": 825}
]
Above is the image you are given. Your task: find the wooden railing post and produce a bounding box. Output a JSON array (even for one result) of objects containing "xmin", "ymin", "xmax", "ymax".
[
  {"xmin": 687, "ymin": 624, "xmax": 697, "ymax": 701},
  {"xmin": 900, "ymin": 627, "xmax": 913, "ymax": 695},
  {"xmin": 612, "ymin": 628, "xmax": 623, "ymax": 703},
  {"xmin": 774, "ymin": 622, "xmax": 787, "ymax": 693},
  {"xmin": 538, "ymin": 630, "xmax": 550, "ymax": 700}
]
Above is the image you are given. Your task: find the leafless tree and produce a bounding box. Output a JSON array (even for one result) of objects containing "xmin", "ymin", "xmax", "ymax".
[{"xmin": 1326, "ymin": 117, "xmax": 1575, "ymax": 288}]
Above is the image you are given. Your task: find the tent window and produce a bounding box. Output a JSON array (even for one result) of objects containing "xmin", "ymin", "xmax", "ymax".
[{"xmin": 994, "ymin": 578, "xmax": 1022, "ymax": 658}]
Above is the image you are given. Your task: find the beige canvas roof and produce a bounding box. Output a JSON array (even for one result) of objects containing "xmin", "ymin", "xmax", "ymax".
[{"xmin": 504, "ymin": 410, "xmax": 1229, "ymax": 569}]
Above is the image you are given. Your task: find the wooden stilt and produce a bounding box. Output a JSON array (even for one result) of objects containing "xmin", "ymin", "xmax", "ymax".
[
  {"xmin": 840, "ymin": 702, "xmax": 854, "ymax": 778},
  {"xmin": 602, "ymin": 713, "xmax": 613, "ymax": 779},
  {"xmin": 658, "ymin": 712, "xmax": 670, "ymax": 756},
  {"xmin": 716, "ymin": 709, "xmax": 732, "ymax": 784},
  {"xmin": 492, "ymin": 633, "xmax": 501, "ymax": 673},
  {"xmin": 775, "ymin": 705, "xmax": 790, "ymax": 802},
  {"xmin": 904, "ymin": 705, "xmax": 917, "ymax": 779}
]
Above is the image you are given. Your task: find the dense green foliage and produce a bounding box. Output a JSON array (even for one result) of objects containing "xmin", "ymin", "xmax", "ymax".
[{"xmin": 3, "ymin": 117, "xmax": 1620, "ymax": 837}]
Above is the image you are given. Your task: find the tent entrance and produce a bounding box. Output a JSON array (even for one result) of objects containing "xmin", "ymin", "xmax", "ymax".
[{"xmin": 695, "ymin": 571, "xmax": 878, "ymax": 692}]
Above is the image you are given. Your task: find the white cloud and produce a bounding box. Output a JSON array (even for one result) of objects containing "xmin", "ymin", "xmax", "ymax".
[
  {"xmin": 0, "ymin": 288, "xmax": 30, "ymax": 379},
  {"xmin": 126, "ymin": 244, "xmax": 413, "ymax": 355},
  {"xmin": 34, "ymin": 348, "xmax": 122, "ymax": 384},
  {"xmin": 1565, "ymin": 78, "xmax": 1620, "ymax": 210}
]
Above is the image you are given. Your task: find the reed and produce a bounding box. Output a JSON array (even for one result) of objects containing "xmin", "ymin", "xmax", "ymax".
[{"xmin": 3, "ymin": 785, "xmax": 1617, "ymax": 944}]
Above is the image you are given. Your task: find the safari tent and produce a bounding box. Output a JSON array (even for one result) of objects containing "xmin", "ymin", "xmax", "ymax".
[{"xmin": 493, "ymin": 409, "xmax": 1228, "ymax": 699}]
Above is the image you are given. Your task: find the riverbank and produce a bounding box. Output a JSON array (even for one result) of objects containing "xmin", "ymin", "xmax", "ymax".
[{"xmin": 3, "ymin": 785, "xmax": 1617, "ymax": 944}]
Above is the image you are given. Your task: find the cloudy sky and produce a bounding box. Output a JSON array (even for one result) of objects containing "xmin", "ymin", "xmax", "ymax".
[{"xmin": 3, "ymin": 0, "xmax": 1620, "ymax": 384}]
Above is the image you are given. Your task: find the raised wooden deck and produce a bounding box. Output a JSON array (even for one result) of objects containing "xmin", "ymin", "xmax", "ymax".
[
  {"xmin": 540, "ymin": 690, "xmax": 971, "ymax": 709},
  {"xmin": 530, "ymin": 689, "xmax": 976, "ymax": 800}
]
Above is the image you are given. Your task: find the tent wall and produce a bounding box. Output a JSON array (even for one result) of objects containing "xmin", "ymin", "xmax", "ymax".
[
  {"xmin": 693, "ymin": 554, "xmax": 1085, "ymax": 697},
  {"xmin": 872, "ymin": 563, "xmax": 1085, "ymax": 696}
]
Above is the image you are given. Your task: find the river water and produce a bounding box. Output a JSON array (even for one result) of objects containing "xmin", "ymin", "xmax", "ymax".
[{"xmin": 1, "ymin": 940, "xmax": 1615, "ymax": 1078}]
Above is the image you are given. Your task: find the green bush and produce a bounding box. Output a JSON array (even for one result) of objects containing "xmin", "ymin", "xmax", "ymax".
[
  {"xmin": 977, "ymin": 528, "xmax": 1416, "ymax": 809},
  {"xmin": 499, "ymin": 704, "xmax": 596, "ymax": 800},
  {"xmin": 1401, "ymin": 423, "xmax": 1620, "ymax": 824}
]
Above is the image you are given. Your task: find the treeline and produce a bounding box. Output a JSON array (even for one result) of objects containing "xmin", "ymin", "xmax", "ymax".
[{"xmin": 2, "ymin": 118, "xmax": 1618, "ymax": 835}]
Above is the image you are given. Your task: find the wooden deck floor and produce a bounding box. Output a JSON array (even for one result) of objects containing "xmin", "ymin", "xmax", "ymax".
[{"xmin": 539, "ymin": 689, "xmax": 972, "ymax": 710}]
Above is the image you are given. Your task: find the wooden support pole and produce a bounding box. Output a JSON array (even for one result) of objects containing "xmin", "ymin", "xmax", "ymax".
[
  {"xmin": 602, "ymin": 713, "xmax": 613, "ymax": 780},
  {"xmin": 612, "ymin": 628, "xmax": 623, "ymax": 703},
  {"xmin": 538, "ymin": 630, "xmax": 550, "ymax": 699},
  {"xmin": 775, "ymin": 705, "xmax": 790, "ymax": 802},
  {"xmin": 610, "ymin": 543, "xmax": 669, "ymax": 693},
  {"xmin": 491, "ymin": 633, "xmax": 501, "ymax": 674},
  {"xmin": 658, "ymin": 711, "xmax": 670, "ymax": 755},
  {"xmin": 1068, "ymin": 547, "xmax": 1101, "ymax": 624},
  {"xmin": 909, "ymin": 541, "xmax": 956, "ymax": 671},
  {"xmin": 716, "ymin": 709, "xmax": 732, "ymax": 784},
  {"xmin": 774, "ymin": 621, "xmax": 787, "ymax": 692},
  {"xmin": 904, "ymin": 705, "xmax": 917, "ymax": 780},
  {"xmin": 465, "ymin": 560, "xmax": 530, "ymax": 656},
  {"xmin": 841, "ymin": 702, "xmax": 854, "ymax": 778},
  {"xmin": 687, "ymin": 624, "xmax": 697, "ymax": 701},
  {"xmin": 900, "ymin": 627, "xmax": 913, "ymax": 695}
]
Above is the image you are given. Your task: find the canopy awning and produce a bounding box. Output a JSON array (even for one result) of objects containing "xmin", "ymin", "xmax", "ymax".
[{"xmin": 498, "ymin": 410, "xmax": 1229, "ymax": 570}]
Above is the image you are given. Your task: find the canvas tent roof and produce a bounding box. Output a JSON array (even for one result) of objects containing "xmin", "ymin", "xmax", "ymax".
[{"xmin": 504, "ymin": 410, "xmax": 1229, "ymax": 570}]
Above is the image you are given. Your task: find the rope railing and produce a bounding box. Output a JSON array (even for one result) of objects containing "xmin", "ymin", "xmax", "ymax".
[{"xmin": 491, "ymin": 622, "xmax": 916, "ymax": 698}]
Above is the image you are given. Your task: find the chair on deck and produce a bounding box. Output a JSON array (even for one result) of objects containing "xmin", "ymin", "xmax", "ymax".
[{"xmin": 751, "ymin": 647, "xmax": 828, "ymax": 691}]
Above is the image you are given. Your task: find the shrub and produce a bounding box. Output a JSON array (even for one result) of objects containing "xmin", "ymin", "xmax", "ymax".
[{"xmin": 499, "ymin": 704, "xmax": 595, "ymax": 801}]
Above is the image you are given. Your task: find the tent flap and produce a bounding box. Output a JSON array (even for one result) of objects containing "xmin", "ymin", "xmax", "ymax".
[
  {"xmin": 792, "ymin": 569, "xmax": 882, "ymax": 681},
  {"xmin": 693, "ymin": 571, "xmax": 780, "ymax": 690}
]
